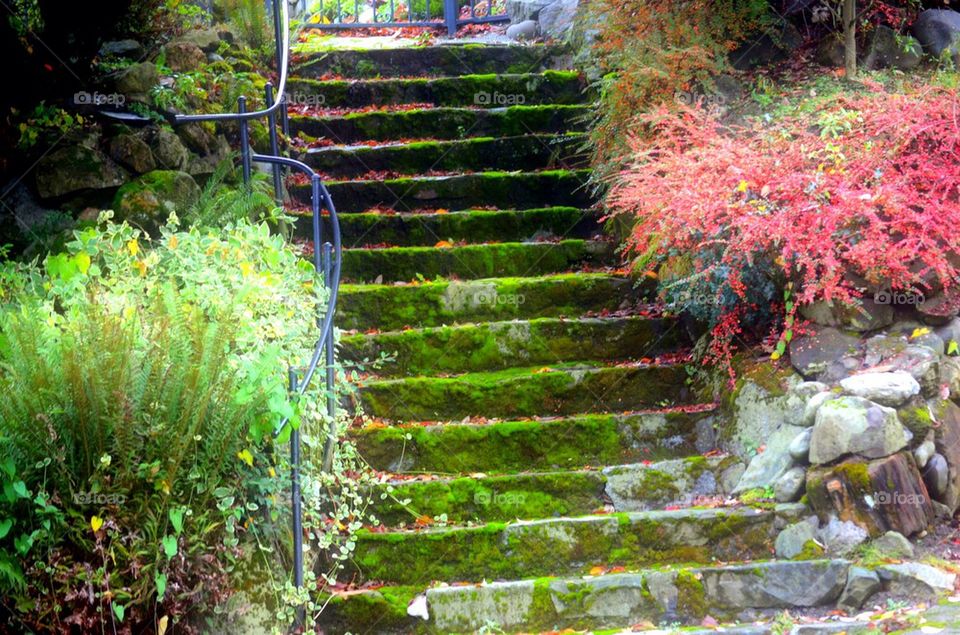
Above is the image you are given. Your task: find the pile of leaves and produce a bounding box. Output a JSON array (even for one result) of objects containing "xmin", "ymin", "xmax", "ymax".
[{"xmin": 606, "ymin": 84, "xmax": 960, "ymax": 373}]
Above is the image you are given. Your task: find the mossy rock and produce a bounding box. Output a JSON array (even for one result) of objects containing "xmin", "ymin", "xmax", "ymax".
[{"xmin": 113, "ymin": 170, "xmax": 200, "ymax": 233}]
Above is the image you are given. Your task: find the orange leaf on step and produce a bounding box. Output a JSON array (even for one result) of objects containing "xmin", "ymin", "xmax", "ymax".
[
  {"xmin": 434, "ymin": 240, "xmax": 454, "ymax": 248},
  {"xmin": 588, "ymin": 566, "xmax": 606, "ymax": 576},
  {"xmin": 532, "ymin": 367, "xmax": 554, "ymax": 374}
]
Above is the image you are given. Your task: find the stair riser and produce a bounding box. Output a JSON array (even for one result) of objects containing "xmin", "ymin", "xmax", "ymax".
[
  {"xmin": 343, "ymin": 317, "xmax": 686, "ymax": 376},
  {"xmin": 341, "ymin": 240, "xmax": 614, "ymax": 283},
  {"xmin": 350, "ymin": 507, "xmax": 802, "ymax": 585},
  {"xmin": 296, "ymin": 208, "xmax": 599, "ymax": 248},
  {"xmin": 359, "ymin": 364, "xmax": 693, "ymax": 421},
  {"xmin": 289, "ymin": 105, "xmax": 591, "ymax": 143},
  {"xmin": 295, "ymin": 170, "xmax": 595, "ymax": 213},
  {"xmin": 303, "ymin": 135, "xmax": 588, "ymax": 178},
  {"xmin": 337, "ymin": 275, "xmax": 648, "ymax": 331},
  {"xmin": 292, "ymin": 44, "xmax": 570, "ymax": 79},
  {"xmin": 372, "ymin": 456, "xmax": 738, "ymax": 525},
  {"xmin": 351, "ymin": 411, "xmax": 717, "ymax": 473},
  {"xmin": 286, "ymin": 71, "xmax": 588, "ymax": 108}
]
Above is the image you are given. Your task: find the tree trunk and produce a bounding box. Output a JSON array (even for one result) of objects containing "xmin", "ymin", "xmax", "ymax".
[{"xmin": 844, "ymin": 0, "xmax": 857, "ymax": 78}]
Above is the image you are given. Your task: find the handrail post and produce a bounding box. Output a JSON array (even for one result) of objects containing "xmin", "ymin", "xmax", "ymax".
[
  {"xmin": 311, "ymin": 175, "xmax": 323, "ymax": 273},
  {"xmin": 265, "ymin": 83, "xmax": 283, "ymax": 202},
  {"xmin": 444, "ymin": 0, "xmax": 457, "ymax": 36},
  {"xmin": 288, "ymin": 368, "xmax": 305, "ymax": 628},
  {"xmin": 238, "ymin": 96, "xmax": 252, "ymax": 185},
  {"xmin": 321, "ymin": 241, "xmax": 336, "ymax": 473}
]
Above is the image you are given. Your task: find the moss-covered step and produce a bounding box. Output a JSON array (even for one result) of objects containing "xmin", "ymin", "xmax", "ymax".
[
  {"xmin": 349, "ymin": 505, "xmax": 806, "ymax": 585},
  {"xmin": 302, "ymin": 134, "xmax": 588, "ymax": 178},
  {"xmin": 292, "ymin": 43, "xmax": 570, "ymax": 79},
  {"xmin": 342, "ymin": 315, "xmax": 686, "ymax": 376},
  {"xmin": 340, "ymin": 239, "xmax": 614, "ymax": 282},
  {"xmin": 372, "ymin": 456, "xmax": 739, "ymax": 526},
  {"xmin": 351, "ymin": 409, "xmax": 718, "ymax": 473},
  {"xmin": 286, "ymin": 71, "xmax": 588, "ymax": 108},
  {"xmin": 357, "ymin": 362, "xmax": 694, "ymax": 421},
  {"xmin": 319, "ymin": 558, "xmax": 851, "ymax": 633},
  {"xmin": 297, "ymin": 169, "xmax": 594, "ymax": 213},
  {"xmin": 337, "ymin": 273, "xmax": 649, "ymax": 331},
  {"xmin": 298, "ymin": 207, "xmax": 599, "ymax": 248},
  {"xmin": 289, "ymin": 104, "xmax": 591, "ymax": 143}
]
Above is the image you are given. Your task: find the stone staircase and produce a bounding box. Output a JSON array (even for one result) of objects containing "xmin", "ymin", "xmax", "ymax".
[{"xmin": 285, "ymin": 42, "xmax": 927, "ymax": 635}]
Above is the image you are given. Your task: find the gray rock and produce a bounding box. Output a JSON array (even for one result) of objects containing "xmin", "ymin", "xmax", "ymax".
[
  {"xmin": 913, "ymin": 9, "xmax": 960, "ymax": 62},
  {"xmin": 115, "ymin": 62, "xmax": 158, "ymax": 101},
  {"xmin": 507, "ymin": 0, "xmax": 555, "ymax": 22},
  {"xmin": 942, "ymin": 357, "xmax": 960, "ymax": 399},
  {"xmin": 108, "ymin": 134, "xmax": 156, "ymax": 174},
  {"xmin": 877, "ymin": 562, "xmax": 957, "ymax": 598},
  {"xmin": 719, "ymin": 461, "xmax": 746, "ymax": 494},
  {"xmin": 177, "ymin": 28, "xmax": 222, "ymax": 52},
  {"xmin": 809, "ymin": 397, "xmax": 909, "ymax": 464},
  {"xmin": 112, "ymin": 170, "xmax": 201, "ymax": 233},
  {"xmin": 35, "ymin": 144, "xmax": 127, "ymax": 199},
  {"xmin": 863, "ymin": 25, "xmax": 922, "ymax": 70},
  {"xmin": 775, "ymin": 467, "xmax": 807, "ymax": 503},
  {"xmin": 794, "ymin": 381, "xmax": 831, "ymax": 399},
  {"xmin": 790, "ymin": 328, "xmax": 861, "ymax": 379},
  {"xmin": 803, "ymin": 391, "xmax": 836, "ymax": 427},
  {"xmin": 839, "ymin": 372, "xmax": 921, "ymax": 407},
  {"xmin": 163, "ymin": 41, "xmax": 207, "ymax": 72},
  {"xmin": 789, "ymin": 428, "xmax": 813, "ymax": 462},
  {"xmin": 602, "ymin": 457, "xmax": 725, "ymax": 511},
  {"xmin": 549, "ymin": 573, "xmax": 648, "ymax": 621},
  {"xmin": 506, "ymin": 20, "xmax": 539, "ymax": 41},
  {"xmin": 428, "ymin": 580, "xmax": 534, "ymax": 632},
  {"xmin": 729, "ymin": 21, "xmax": 803, "ymax": 70},
  {"xmin": 800, "ymin": 298, "xmax": 894, "ymax": 332},
  {"xmin": 775, "ymin": 517, "xmax": 820, "ymax": 559},
  {"xmin": 701, "ymin": 559, "xmax": 849, "ymax": 608},
  {"xmin": 149, "ymin": 128, "xmax": 190, "ymax": 171},
  {"xmin": 889, "ymin": 345, "xmax": 942, "ymax": 398},
  {"xmin": 538, "ymin": 0, "xmax": 578, "ymax": 40},
  {"xmin": 734, "ymin": 423, "xmax": 805, "ymax": 493},
  {"xmin": 864, "ymin": 334, "xmax": 909, "ymax": 367},
  {"xmin": 99, "ymin": 39, "xmax": 144, "ymax": 59},
  {"xmin": 816, "ymin": 34, "xmax": 846, "ymax": 67},
  {"xmin": 838, "ymin": 566, "xmax": 881, "ymax": 612},
  {"xmin": 871, "ymin": 530, "xmax": 915, "ymax": 559},
  {"xmin": 923, "ymin": 452, "xmax": 949, "ymax": 499},
  {"xmin": 914, "ymin": 434, "xmax": 936, "ymax": 469},
  {"xmin": 817, "ymin": 516, "xmax": 869, "ymax": 556}
]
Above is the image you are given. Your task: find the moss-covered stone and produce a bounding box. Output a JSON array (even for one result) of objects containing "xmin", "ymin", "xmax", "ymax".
[
  {"xmin": 290, "ymin": 104, "xmax": 592, "ymax": 143},
  {"xmin": 358, "ymin": 362, "xmax": 692, "ymax": 421},
  {"xmin": 341, "ymin": 239, "xmax": 613, "ymax": 282},
  {"xmin": 342, "ymin": 315, "xmax": 686, "ymax": 375},
  {"xmin": 337, "ymin": 273, "xmax": 650, "ymax": 331},
  {"xmin": 112, "ymin": 169, "xmax": 200, "ymax": 233}
]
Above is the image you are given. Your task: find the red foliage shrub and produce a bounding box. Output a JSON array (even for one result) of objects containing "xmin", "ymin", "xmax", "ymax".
[{"xmin": 606, "ymin": 86, "xmax": 960, "ymax": 365}]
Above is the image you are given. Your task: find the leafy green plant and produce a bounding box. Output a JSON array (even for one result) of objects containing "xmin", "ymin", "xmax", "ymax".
[{"xmin": 16, "ymin": 103, "xmax": 86, "ymax": 149}]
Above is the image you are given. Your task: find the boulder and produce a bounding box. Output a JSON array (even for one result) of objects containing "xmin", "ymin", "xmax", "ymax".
[
  {"xmin": 800, "ymin": 298, "xmax": 894, "ymax": 332},
  {"xmin": 789, "ymin": 428, "xmax": 813, "ymax": 462},
  {"xmin": 114, "ymin": 62, "xmax": 158, "ymax": 102},
  {"xmin": 877, "ymin": 562, "xmax": 957, "ymax": 598},
  {"xmin": 177, "ymin": 28, "xmax": 222, "ymax": 52},
  {"xmin": 914, "ymin": 433, "xmax": 936, "ymax": 470},
  {"xmin": 933, "ymin": 400, "xmax": 960, "ymax": 513},
  {"xmin": 148, "ymin": 128, "xmax": 190, "ymax": 171},
  {"xmin": 789, "ymin": 327, "xmax": 860, "ymax": 379},
  {"xmin": 163, "ymin": 41, "xmax": 207, "ymax": 72},
  {"xmin": 888, "ymin": 345, "xmax": 940, "ymax": 397},
  {"xmin": 108, "ymin": 134, "xmax": 156, "ymax": 174},
  {"xmin": 809, "ymin": 397, "xmax": 909, "ymax": 464},
  {"xmin": 863, "ymin": 334, "xmax": 908, "ymax": 368},
  {"xmin": 816, "ymin": 34, "xmax": 846, "ymax": 67},
  {"xmin": 816, "ymin": 516, "xmax": 869, "ymax": 556},
  {"xmin": 538, "ymin": 0, "xmax": 578, "ymax": 41},
  {"xmin": 916, "ymin": 288, "xmax": 960, "ymax": 324},
  {"xmin": 729, "ymin": 21, "xmax": 803, "ymax": 70},
  {"xmin": 506, "ymin": 20, "xmax": 539, "ymax": 41},
  {"xmin": 700, "ymin": 560, "xmax": 849, "ymax": 609},
  {"xmin": 838, "ymin": 372, "xmax": 920, "ymax": 407},
  {"xmin": 775, "ymin": 516, "xmax": 820, "ymax": 559},
  {"xmin": 507, "ymin": 0, "xmax": 555, "ymax": 22},
  {"xmin": 99, "ymin": 39, "xmax": 145, "ymax": 59},
  {"xmin": 863, "ymin": 25, "xmax": 922, "ymax": 71},
  {"xmin": 806, "ymin": 453, "xmax": 933, "ymax": 537},
  {"xmin": 923, "ymin": 453, "xmax": 949, "ymax": 499},
  {"xmin": 774, "ymin": 467, "xmax": 806, "ymax": 503},
  {"xmin": 35, "ymin": 144, "xmax": 127, "ymax": 200},
  {"xmin": 870, "ymin": 530, "xmax": 915, "ymax": 559},
  {"xmin": 113, "ymin": 170, "xmax": 200, "ymax": 233},
  {"xmin": 912, "ymin": 9, "xmax": 960, "ymax": 62},
  {"xmin": 838, "ymin": 566, "xmax": 881, "ymax": 612},
  {"xmin": 802, "ymin": 391, "xmax": 837, "ymax": 427}
]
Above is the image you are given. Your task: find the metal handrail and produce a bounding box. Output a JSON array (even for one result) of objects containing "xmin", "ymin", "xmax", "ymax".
[{"xmin": 170, "ymin": 0, "xmax": 342, "ymax": 625}]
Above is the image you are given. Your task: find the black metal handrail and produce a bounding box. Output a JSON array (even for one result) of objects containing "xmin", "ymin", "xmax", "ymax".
[{"xmin": 171, "ymin": 0, "xmax": 342, "ymax": 625}]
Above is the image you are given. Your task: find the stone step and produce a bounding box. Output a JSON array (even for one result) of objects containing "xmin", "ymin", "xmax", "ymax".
[
  {"xmin": 342, "ymin": 315, "xmax": 686, "ymax": 376},
  {"xmin": 371, "ymin": 456, "xmax": 740, "ymax": 526},
  {"xmin": 301, "ymin": 134, "xmax": 588, "ymax": 178},
  {"xmin": 357, "ymin": 361, "xmax": 696, "ymax": 421},
  {"xmin": 350, "ymin": 408, "xmax": 719, "ymax": 474},
  {"xmin": 348, "ymin": 505, "xmax": 805, "ymax": 586},
  {"xmin": 336, "ymin": 273, "xmax": 649, "ymax": 331},
  {"xmin": 291, "ymin": 43, "xmax": 570, "ymax": 79},
  {"xmin": 294, "ymin": 169, "xmax": 594, "ymax": 213},
  {"xmin": 289, "ymin": 104, "xmax": 591, "ymax": 144},
  {"xmin": 339, "ymin": 239, "xmax": 615, "ymax": 283},
  {"xmin": 323, "ymin": 558, "xmax": 851, "ymax": 634},
  {"xmin": 294, "ymin": 207, "xmax": 599, "ymax": 248},
  {"xmin": 286, "ymin": 70, "xmax": 588, "ymax": 109}
]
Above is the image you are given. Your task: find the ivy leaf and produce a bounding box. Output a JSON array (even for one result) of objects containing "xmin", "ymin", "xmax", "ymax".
[
  {"xmin": 161, "ymin": 534, "xmax": 178, "ymax": 559},
  {"xmin": 155, "ymin": 572, "xmax": 167, "ymax": 601},
  {"xmin": 0, "ymin": 518, "xmax": 12, "ymax": 539},
  {"xmin": 169, "ymin": 508, "xmax": 185, "ymax": 536},
  {"xmin": 112, "ymin": 603, "xmax": 125, "ymax": 622}
]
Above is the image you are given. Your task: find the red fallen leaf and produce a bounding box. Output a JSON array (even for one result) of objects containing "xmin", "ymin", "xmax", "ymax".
[
  {"xmin": 414, "ymin": 515, "xmax": 434, "ymax": 527},
  {"xmin": 434, "ymin": 240, "xmax": 454, "ymax": 248},
  {"xmin": 44, "ymin": 63, "xmax": 54, "ymax": 72},
  {"xmin": 588, "ymin": 566, "xmax": 606, "ymax": 576},
  {"xmin": 609, "ymin": 566, "xmax": 627, "ymax": 573}
]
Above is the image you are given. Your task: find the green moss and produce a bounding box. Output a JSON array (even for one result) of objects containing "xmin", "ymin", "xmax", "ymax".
[
  {"xmin": 898, "ymin": 401, "xmax": 935, "ymax": 437},
  {"xmin": 795, "ymin": 539, "xmax": 826, "ymax": 560},
  {"xmin": 832, "ymin": 460, "xmax": 873, "ymax": 491},
  {"xmin": 675, "ymin": 569, "xmax": 708, "ymax": 618},
  {"xmin": 317, "ymin": 585, "xmax": 422, "ymax": 633}
]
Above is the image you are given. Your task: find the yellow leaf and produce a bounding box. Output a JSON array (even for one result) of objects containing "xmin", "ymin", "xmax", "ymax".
[
  {"xmin": 158, "ymin": 616, "xmax": 169, "ymax": 635},
  {"xmin": 911, "ymin": 327, "xmax": 931, "ymax": 339},
  {"xmin": 75, "ymin": 252, "xmax": 91, "ymax": 275},
  {"xmin": 771, "ymin": 351, "xmax": 782, "ymax": 361},
  {"xmin": 168, "ymin": 235, "xmax": 179, "ymax": 250},
  {"xmin": 90, "ymin": 516, "xmax": 104, "ymax": 532},
  {"xmin": 127, "ymin": 239, "xmax": 139, "ymax": 257},
  {"xmin": 134, "ymin": 260, "xmax": 148, "ymax": 277},
  {"xmin": 434, "ymin": 240, "xmax": 454, "ymax": 249},
  {"xmin": 588, "ymin": 566, "xmax": 605, "ymax": 576},
  {"xmin": 237, "ymin": 449, "xmax": 254, "ymax": 467},
  {"xmin": 736, "ymin": 180, "xmax": 749, "ymax": 193},
  {"xmin": 240, "ymin": 261, "xmax": 255, "ymax": 277},
  {"xmin": 268, "ymin": 467, "xmax": 276, "ymax": 478}
]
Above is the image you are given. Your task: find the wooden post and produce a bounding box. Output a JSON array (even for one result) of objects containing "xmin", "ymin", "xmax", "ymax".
[{"xmin": 844, "ymin": 0, "xmax": 857, "ymax": 78}]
